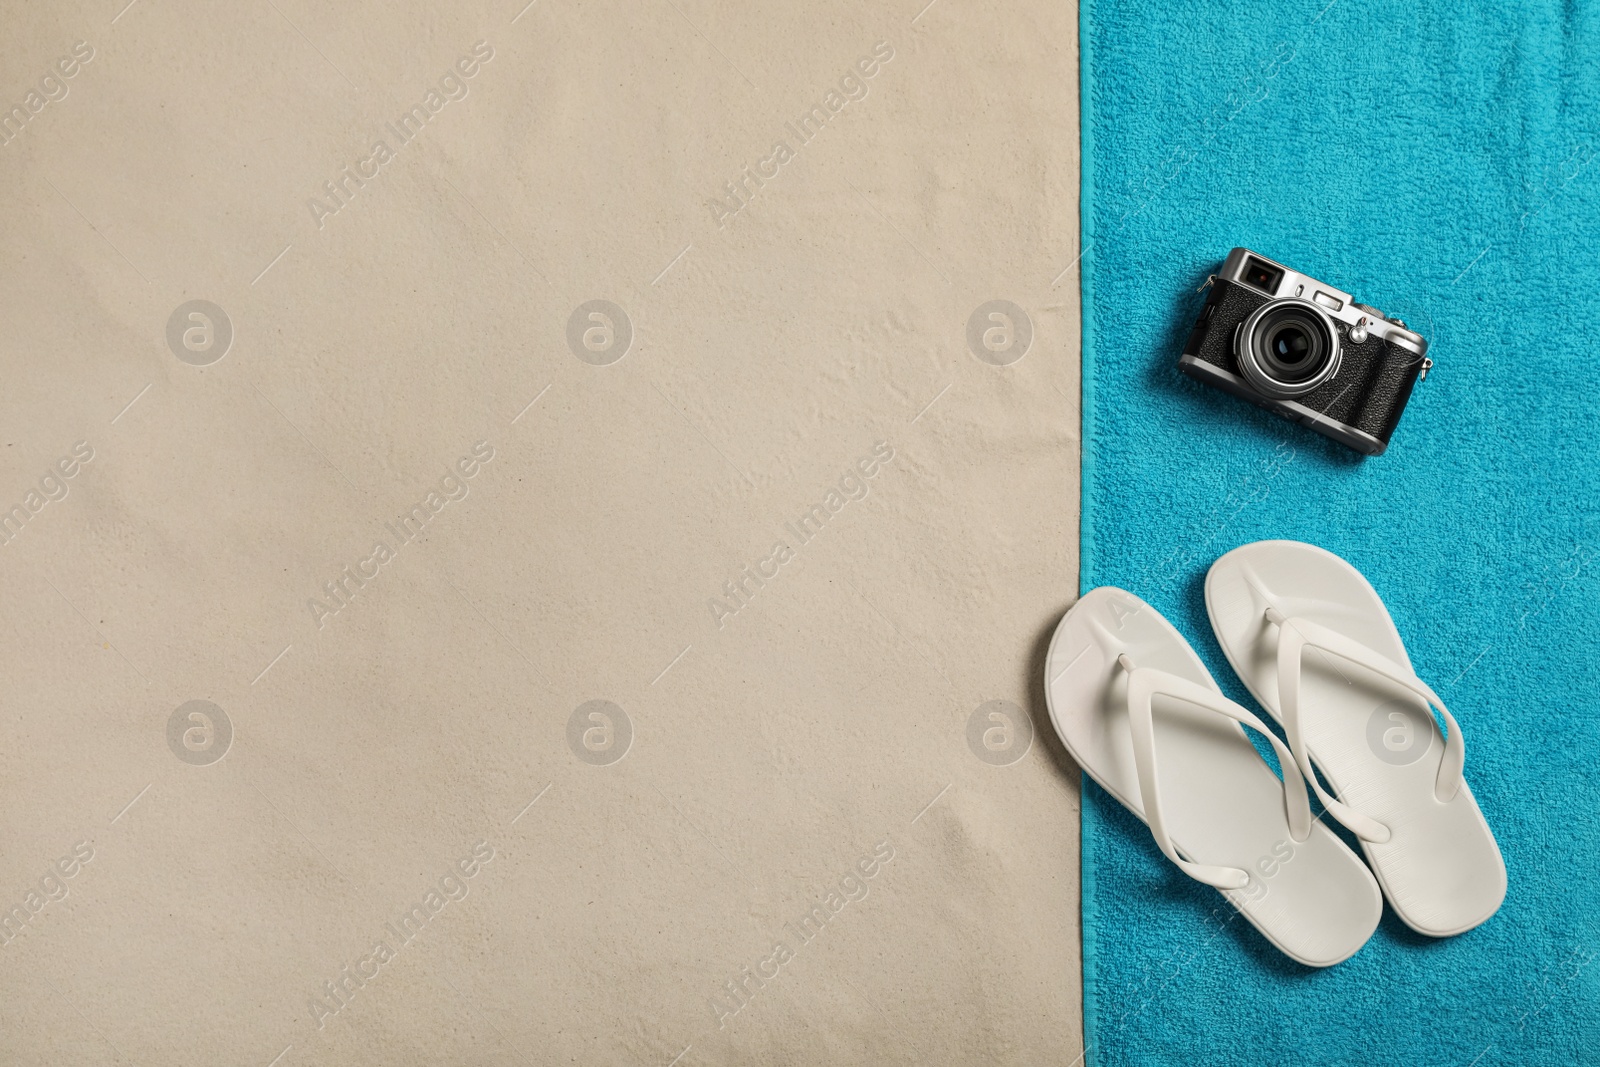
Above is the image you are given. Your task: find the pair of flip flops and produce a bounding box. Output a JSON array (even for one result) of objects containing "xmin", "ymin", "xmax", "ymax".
[{"xmin": 1046, "ymin": 540, "xmax": 1505, "ymax": 967}]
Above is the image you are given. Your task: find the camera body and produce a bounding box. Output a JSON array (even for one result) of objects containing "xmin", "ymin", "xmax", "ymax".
[{"xmin": 1178, "ymin": 248, "xmax": 1429, "ymax": 455}]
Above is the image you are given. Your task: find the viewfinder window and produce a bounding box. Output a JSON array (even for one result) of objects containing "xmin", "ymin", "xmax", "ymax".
[{"xmin": 1241, "ymin": 258, "xmax": 1284, "ymax": 294}]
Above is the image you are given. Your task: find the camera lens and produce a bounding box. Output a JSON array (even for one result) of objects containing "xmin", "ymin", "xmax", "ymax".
[
  {"xmin": 1273, "ymin": 326, "xmax": 1309, "ymax": 362},
  {"xmin": 1236, "ymin": 299, "xmax": 1341, "ymax": 399},
  {"xmin": 1263, "ymin": 321, "xmax": 1320, "ymax": 379}
]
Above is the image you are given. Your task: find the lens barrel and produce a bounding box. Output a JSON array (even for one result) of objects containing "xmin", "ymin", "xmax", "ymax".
[{"xmin": 1236, "ymin": 299, "xmax": 1342, "ymax": 399}]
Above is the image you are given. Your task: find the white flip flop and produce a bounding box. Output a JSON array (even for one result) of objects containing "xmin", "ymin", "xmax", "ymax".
[
  {"xmin": 1205, "ymin": 541, "xmax": 1506, "ymax": 937},
  {"xmin": 1046, "ymin": 587, "xmax": 1382, "ymax": 967}
]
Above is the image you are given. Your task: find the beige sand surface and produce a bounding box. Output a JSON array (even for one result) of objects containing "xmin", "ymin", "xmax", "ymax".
[{"xmin": 0, "ymin": 1, "xmax": 1081, "ymax": 1063}]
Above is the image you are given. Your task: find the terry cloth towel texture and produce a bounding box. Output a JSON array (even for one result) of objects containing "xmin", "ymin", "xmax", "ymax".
[{"xmin": 1078, "ymin": 1, "xmax": 1600, "ymax": 1065}]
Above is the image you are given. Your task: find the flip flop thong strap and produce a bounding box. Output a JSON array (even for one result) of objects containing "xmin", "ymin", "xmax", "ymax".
[
  {"xmin": 1119, "ymin": 655, "xmax": 1313, "ymax": 892},
  {"xmin": 1266, "ymin": 607, "xmax": 1466, "ymax": 846}
]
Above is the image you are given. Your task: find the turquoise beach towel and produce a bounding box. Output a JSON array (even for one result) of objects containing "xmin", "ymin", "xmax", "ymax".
[{"xmin": 1077, "ymin": 1, "xmax": 1600, "ymax": 1064}]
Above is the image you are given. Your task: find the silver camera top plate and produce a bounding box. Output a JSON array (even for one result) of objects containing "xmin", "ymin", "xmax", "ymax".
[{"xmin": 1217, "ymin": 248, "xmax": 1428, "ymax": 358}]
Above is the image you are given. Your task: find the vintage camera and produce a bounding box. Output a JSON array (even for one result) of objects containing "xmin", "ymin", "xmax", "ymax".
[{"xmin": 1178, "ymin": 249, "xmax": 1431, "ymax": 455}]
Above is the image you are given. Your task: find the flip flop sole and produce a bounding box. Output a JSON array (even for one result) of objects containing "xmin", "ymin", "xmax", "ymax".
[
  {"xmin": 1207, "ymin": 541, "xmax": 1506, "ymax": 936},
  {"xmin": 1046, "ymin": 587, "xmax": 1381, "ymax": 967}
]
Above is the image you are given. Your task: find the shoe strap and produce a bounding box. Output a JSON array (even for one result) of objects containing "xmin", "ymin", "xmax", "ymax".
[
  {"xmin": 1265, "ymin": 606, "xmax": 1465, "ymax": 845},
  {"xmin": 1118, "ymin": 654, "xmax": 1312, "ymax": 891}
]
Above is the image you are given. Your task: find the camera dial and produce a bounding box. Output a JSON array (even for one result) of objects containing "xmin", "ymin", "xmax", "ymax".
[{"xmin": 1234, "ymin": 298, "xmax": 1342, "ymax": 399}]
